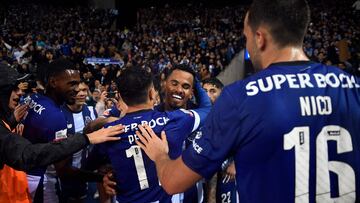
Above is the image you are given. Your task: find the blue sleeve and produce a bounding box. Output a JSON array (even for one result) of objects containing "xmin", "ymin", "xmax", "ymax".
[
  {"xmin": 182, "ymin": 88, "xmax": 243, "ymax": 179},
  {"xmin": 41, "ymin": 111, "xmax": 68, "ymax": 142},
  {"xmin": 192, "ymin": 80, "xmax": 211, "ymax": 126},
  {"xmin": 165, "ymin": 110, "xmax": 199, "ymax": 159}
]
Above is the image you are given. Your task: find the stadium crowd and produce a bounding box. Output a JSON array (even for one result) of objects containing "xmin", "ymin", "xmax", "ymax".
[
  {"xmin": 0, "ymin": 0, "xmax": 359, "ymax": 202},
  {"xmin": 0, "ymin": 1, "xmax": 358, "ymax": 99}
]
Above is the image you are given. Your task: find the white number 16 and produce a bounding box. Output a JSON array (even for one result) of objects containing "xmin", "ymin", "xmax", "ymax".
[{"xmin": 284, "ymin": 125, "xmax": 355, "ymax": 202}]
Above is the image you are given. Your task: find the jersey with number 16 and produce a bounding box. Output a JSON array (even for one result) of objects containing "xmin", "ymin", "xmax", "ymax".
[{"xmin": 182, "ymin": 61, "xmax": 360, "ymax": 203}]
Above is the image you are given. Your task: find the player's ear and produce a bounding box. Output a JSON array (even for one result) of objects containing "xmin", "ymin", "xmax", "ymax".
[
  {"xmin": 148, "ymin": 86, "xmax": 155, "ymax": 103},
  {"xmin": 189, "ymin": 88, "xmax": 194, "ymax": 100},
  {"xmin": 255, "ymin": 27, "xmax": 267, "ymax": 51},
  {"xmin": 48, "ymin": 76, "xmax": 57, "ymax": 89}
]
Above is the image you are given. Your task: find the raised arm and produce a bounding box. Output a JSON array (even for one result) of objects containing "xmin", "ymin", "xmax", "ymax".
[{"xmin": 191, "ymin": 80, "xmax": 212, "ymax": 126}]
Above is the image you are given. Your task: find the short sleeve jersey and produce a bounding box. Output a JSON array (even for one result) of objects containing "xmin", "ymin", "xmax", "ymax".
[
  {"xmin": 22, "ymin": 93, "xmax": 67, "ymax": 175},
  {"xmin": 183, "ymin": 61, "xmax": 360, "ymax": 203},
  {"xmin": 96, "ymin": 108, "xmax": 200, "ymax": 203}
]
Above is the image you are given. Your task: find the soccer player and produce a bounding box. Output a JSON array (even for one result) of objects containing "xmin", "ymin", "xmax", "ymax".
[
  {"xmin": 102, "ymin": 64, "xmax": 212, "ymax": 203},
  {"xmin": 160, "ymin": 64, "xmax": 211, "ymax": 203},
  {"xmin": 202, "ymin": 78, "xmax": 238, "ymax": 203},
  {"xmin": 60, "ymin": 81, "xmax": 99, "ymax": 203},
  {"xmin": 202, "ymin": 78, "xmax": 224, "ymax": 105},
  {"xmin": 136, "ymin": 0, "xmax": 360, "ymax": 202},
  {"xmin": 20, "ymin": 59, "xmax": 122, "ymax": 203},
  {"xmin": 0, "ymin": 63, "xmax": 123, "ymax": 202},
  {"xmin": 86, "ymin": 66, "xmax": 210, "ymax": 203}
]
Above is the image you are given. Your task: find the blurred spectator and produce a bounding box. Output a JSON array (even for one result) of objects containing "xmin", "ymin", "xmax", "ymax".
[{"xmin": 0, "ymin": 0, "xmax": 359, "ymax": 100}]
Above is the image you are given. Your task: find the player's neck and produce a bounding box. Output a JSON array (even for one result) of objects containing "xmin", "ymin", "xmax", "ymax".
[
  {"xmin": 45, "ymin": 91, "xmax": 62, "ymax": 106},
  {"xmin": 67, "ymin": 104, "xmax": 82, "ymax": 112},
  {"xmin": 126, "ymin": 102, "xmax": 153, "ymax": 113},
  {"xmin": 164, "ymin": 102, "xmax": 186, "ymax": 111},
  {"xmin": 262, "ymin": 46, "xmax": 309, "ymax": 69}
]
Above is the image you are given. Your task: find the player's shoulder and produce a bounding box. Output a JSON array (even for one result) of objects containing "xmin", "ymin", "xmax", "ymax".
[
  {"xmin": 165, "ymin": 108, "xmax": 195, "ymax": 120},
  {"xmin": 216, "ymin": 79, "xmax": 248, "ymax": 111},
  {"xmin": 81, "ymin": 103, "xmax": 95, "ymax": 113},
  {"xmin": 103, "ymin": 117, "xmax": 122, "ymax": 128},
  {"xmin": 25, "ymin": 93, "xmax": 62, "ymax": 118}
]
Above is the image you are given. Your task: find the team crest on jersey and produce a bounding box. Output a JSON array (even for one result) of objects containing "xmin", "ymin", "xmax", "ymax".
[
  {"xmin": 85, "ymin": 116, "xmax": 92, "ymax": 125},
  {"xmin": 195, "ymin": 130, "xmax": 202, "ymax": 139}
]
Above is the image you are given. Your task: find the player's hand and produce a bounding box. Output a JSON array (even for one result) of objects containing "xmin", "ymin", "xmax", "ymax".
[
  {"xmin": 135, "ymin": 124, "xmax": 169, "ymax": 162},
  {"xmin": 86, "ymin": 124, "xmax": 124, "ymax": 144},
  {"xmin": 16, "ymin": 124, "xmax": 24, "ymax": 136},
  {"xmin": 223, "ymin": 161, "xmax": 236, "ymax": 183},
  {"xmin": 18, "ymin": 82, "xmax": 28, "ymax": 91},
  {"xmin": 13, "ymin": 104, "xmax": 29, "ymax": 122},
  {"xmin": 103, "ymin": 171, "xmax": 117, "ymax": 196}
]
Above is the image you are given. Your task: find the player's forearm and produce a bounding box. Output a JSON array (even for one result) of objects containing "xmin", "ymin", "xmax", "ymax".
[
  {"xmin": 156, "ymin": 155, "xmax": 183, "ymax": 194},
  {"xmin": 205, "ymin": 173, "xmax": 218, "ymax": 203},
  {"xmin": 2, "ymin": 132, "xmax": 89, "ymax": 171},
  {"xmin": 156, "ymin": 156, "xmax": 201, "ymax": 195},
  {"xmin": 83, "ymin": 117, "xmax": 108, "ymax": 134}
]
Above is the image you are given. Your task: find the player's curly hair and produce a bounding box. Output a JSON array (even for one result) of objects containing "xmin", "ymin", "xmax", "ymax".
[{"xmin": 165, "ymin": 64, "xmax": 197, "ymax": 82}]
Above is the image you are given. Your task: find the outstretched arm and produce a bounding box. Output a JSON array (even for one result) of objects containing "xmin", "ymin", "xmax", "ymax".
[{"xmin": 0, "ymin": 124, "xmax": 124, "ymax": 171}]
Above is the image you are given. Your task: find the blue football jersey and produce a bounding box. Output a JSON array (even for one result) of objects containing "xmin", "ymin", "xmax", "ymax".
[
  {"xmin": 22, "ymin": 93, "xmax": 68, "ymax": 176},
  {"xmin": 96, "ymin": 108, "xmax": 200, "ymax": 203},
  {"xmin": 216, "ymin": 177, "xmax": 237, "ymax": 203},
  {"xmin": 183, "ymin": 61, "xmax": 360, "ymax": 203}
]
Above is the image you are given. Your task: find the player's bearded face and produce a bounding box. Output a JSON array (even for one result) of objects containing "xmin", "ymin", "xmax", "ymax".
[
  {"xmin": 164, "ymin": 70, "xmax": 194, "ymax": 110},
  {"xmin": 57, "ymin": 70, "xmax": 80, "ymax": 105}
]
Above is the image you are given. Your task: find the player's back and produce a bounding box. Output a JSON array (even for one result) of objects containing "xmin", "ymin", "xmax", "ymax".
[
  {"xmin": 98, "ymin": 108, "xmax": 198, "ymax": 203},
  {"xmin": 224, "ymin": 61, "xmax": 360, "ymax": 202}
]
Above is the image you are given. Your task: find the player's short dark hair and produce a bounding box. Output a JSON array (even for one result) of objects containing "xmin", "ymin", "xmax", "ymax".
[
  {"xmin": 153, "ymin": 74, "xmax": 162, "ymax": 93},
  {"xmin": 117, "ymin": 66, "xmax": 154, "ymax": 106},
  {"xmin": 248, "ymin": 0, "xmax": 310, "ymax": 47},
  {"xmin": 202, "ymin": 78, "xmax": 224, "ymax": 89},
  {"xmin": 165, "ymin": 64, "xmax": 197, "ymax": 83},
  {"xmin": 38, "ymin": 58, "xmax": 76, "ymax": 84}
]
